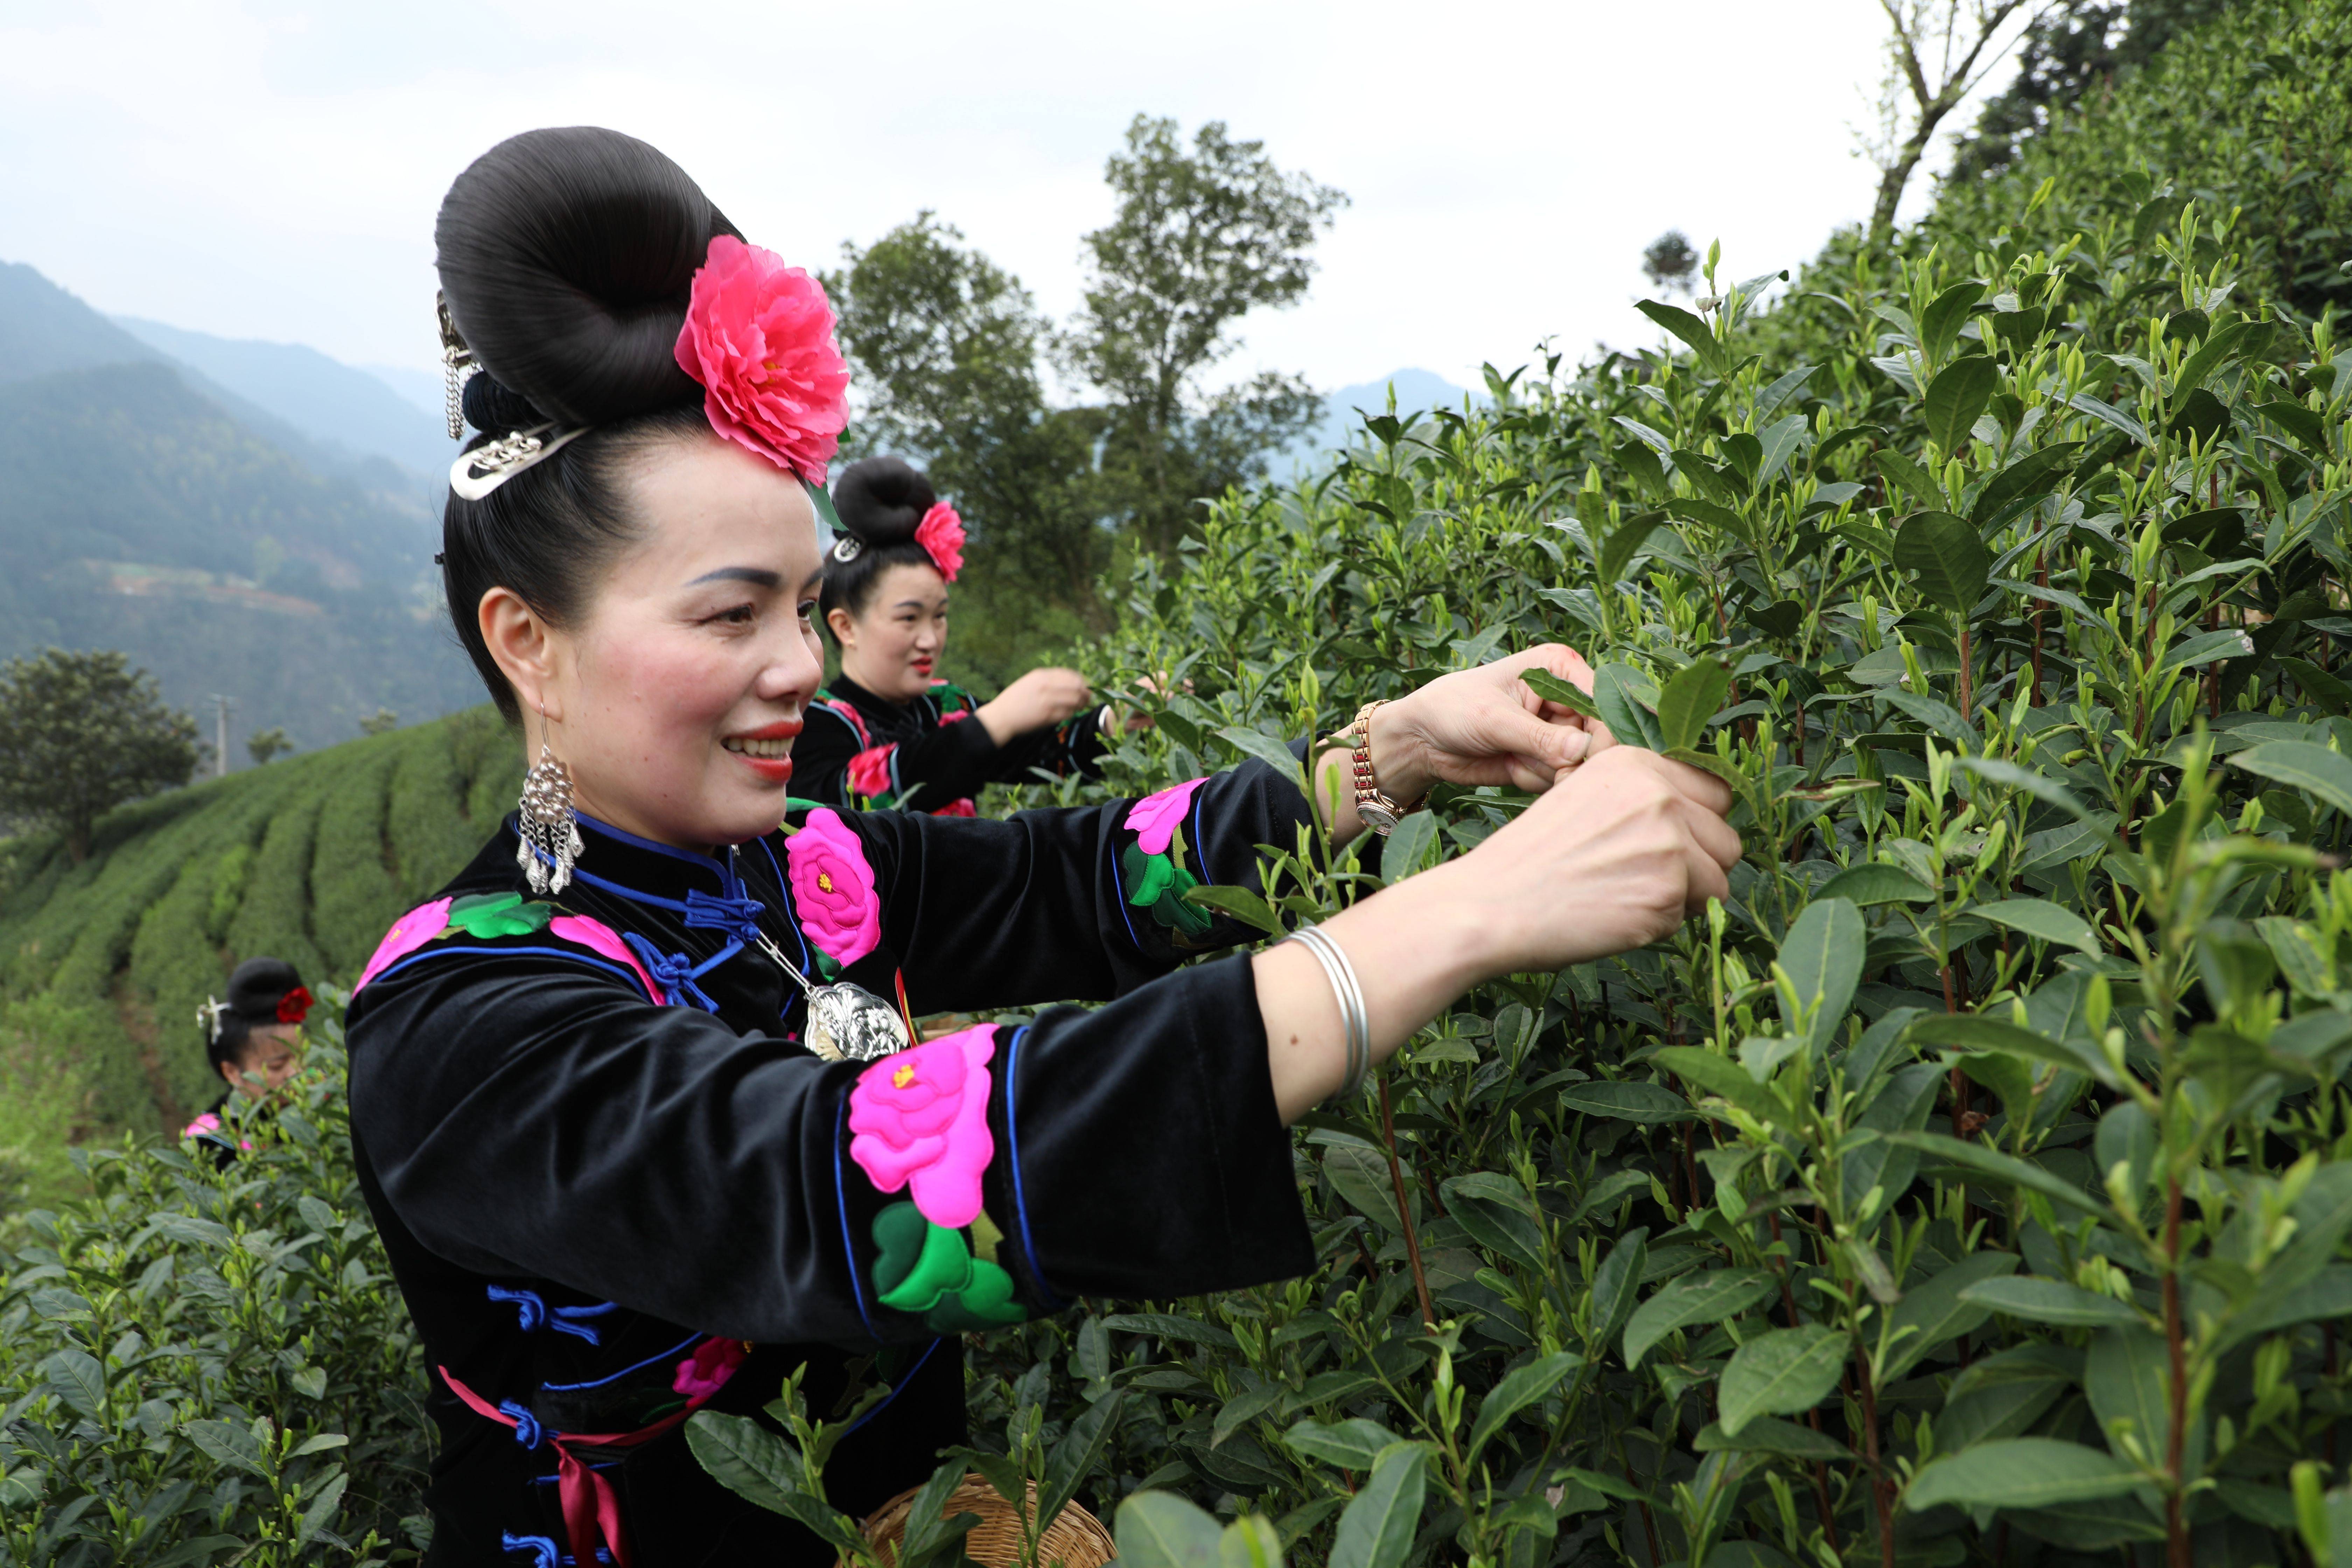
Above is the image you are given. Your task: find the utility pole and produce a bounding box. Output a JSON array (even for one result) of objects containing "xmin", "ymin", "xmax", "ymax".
[{"xmin": 210, "ymin": 694, "xmax": 231, "ymax": 778}]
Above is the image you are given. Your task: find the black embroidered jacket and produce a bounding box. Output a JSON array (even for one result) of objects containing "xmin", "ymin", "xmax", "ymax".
[
  {"xmin": 791, "ymin": 675, "xmax": 1106, "ymax": 816},
  {"xmin": 343, "ymin": 762, "xmax": 1314, "ymax": 1566}
]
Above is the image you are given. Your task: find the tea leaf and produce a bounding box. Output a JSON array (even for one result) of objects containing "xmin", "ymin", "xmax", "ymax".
[
  {"xmin": 1904, "ymin": 1438, "xmax": 2141, "ymax": 1511},
  {"xmin": 1651, "ymin": 1046, "xmax": 1781, "ymax": 1124},
  {"xmin": 1624, "ymin": 1268, "xmax": 1780, "ymax": 1369},
  {"xmin": 1520, "ymin": 667, "xmax": 1599, "ymax": 719},
  {"xmin": 1284, "ymin": 1418, "xmax": 1403, "ymax": 1471},
  {"xmin": 1118, "ymin": 1491, "xmax": 1230, "ymax": 1568},
  {"xmin": 1589, "ymin": 1228, "xmax": 1650, "ymax": 1352},
  {"xmin": 1891, "ymin": 511, "xmax": 1991, "ymax": 619},
  {"xmin": 1909, "ymin": 1013, "xmax": 2114, "ymax": 1087},
  {"xmin": 1920, "ymin": 282, "xmax": 1985, "ymax": 364},
  {"xmin": 1636, "ymin": 300, "xmax": 1731, "ymax": 378},
  {"xmin": 1693, "ymin": 1416, "xmax": 1851, "ymax": 1460},
  {"xmin": 1465, "ymin": 1350, "xmax": 1582, "ymax": 1466},
  {"xmin": 1880, "ymin": 1131, "xmax": 2105, "ymax": 1214},
  {"xmin": 1598, "ymin": 513, "xmax": 1666, "ymax": 587},
  {"xmin": 1815, "ymin": 862, "xmax": 1938, "ymax": 905},
  {"xmin": 1973, "ymin": 897, "xmax": 2104, "ymax": 956},
  {"xmin": 1925, "ymin": 356, "xmax": 2000, "ymax": 454},
  {"xmin": 1777, "ymin": 896, "xmax": 1865, "ymax": 1052},
  {"xmin": 1591, "ymin": 663, "xmax": 1665, "ymax": 751},
  {"xmin": 1330, "ymin": 1442, "xmax": 1429, "ymax": 1568},
  {"xmin": 1656, "ymin": 657, "xmax": 1732, "ymax": 754},
  {"xmin": 1961, "ymin": 1276, "xmax": 2143, "ymax": 1328},
  {"xmin": 1880, "ymin": 1251, "xmax": 2019, "ymax": 1381},
  {"xmin": 2232, "ymin": 742, "xmax": 2352, "ymax": 819},
  {"xmin": 1182, "ymin": 883, "xmax": 1286, "ymax": 938},
  {"xmin": 1217, "ymin": 726, "xmax": 1308, "ymax": 789},
  {"xmin": 1561, "ymin": 1080, "xmax": 1693, "ymax": 1124},
  {"xmin": 1718, "ymin": 1325, "xmax": 1848, "ymax": 1435},
  {"xmin": 683, "ymin": 1412, "xmax": 802, "ymax": 1521}
]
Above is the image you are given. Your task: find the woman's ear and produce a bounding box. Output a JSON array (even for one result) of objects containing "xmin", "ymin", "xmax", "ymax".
[
  {"xmin": 217, "ymin": 1055, "xmax": 245, "ymax": 1091},
  {"xmin": 825, "ymin": 606, "xmax": 858, "ymax": 648},
  {"xmin": 480, "ymin": 587, "xmax": 563, "ymax": 720}
]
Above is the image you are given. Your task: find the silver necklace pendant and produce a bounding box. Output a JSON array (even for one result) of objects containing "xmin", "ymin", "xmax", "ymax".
[{"xmin": 750, "ymin": 929, "xmax": 910, "ymax": 1063}]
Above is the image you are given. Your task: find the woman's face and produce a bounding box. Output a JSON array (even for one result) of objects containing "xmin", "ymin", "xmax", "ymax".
[
  {"xmin": 831, "ymin": 562, "xmax": 948, "ymax": 703},
  {"xmin": 223, "ymin": 1023, "xmax": 302, "ymax": 1101},
  {"xmin": 496, "ymin": 433, "xmax": 828, "ymax": 852}
]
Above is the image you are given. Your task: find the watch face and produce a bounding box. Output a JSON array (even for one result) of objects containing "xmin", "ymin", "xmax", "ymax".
[{"xmin": 1360, "ymin": 801, "xmax": 1401, "ymax": 835}]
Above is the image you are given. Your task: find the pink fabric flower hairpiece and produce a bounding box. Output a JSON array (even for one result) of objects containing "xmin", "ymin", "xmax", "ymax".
[
  {"xmin": 673, "ymin": 236, "xmax": 850, "ymax": 484},
  {"xmin": 915, "ymin": 503, "xmax": 965, "ymax": 582}
]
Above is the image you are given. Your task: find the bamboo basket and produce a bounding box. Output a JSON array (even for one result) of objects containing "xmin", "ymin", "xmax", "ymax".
[{"xmin": 855, "ymin": 1475, "xmax": 1115, "ymax": 1568}]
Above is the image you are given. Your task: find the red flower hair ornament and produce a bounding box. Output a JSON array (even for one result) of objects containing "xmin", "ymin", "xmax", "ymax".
[
  {"xmin": 915, "ymin": 503, "xmax": 965, "ymax": 582},
  {"xmin": 275, "ymin": 986, "xmax": 314, "ymax": 1025},
  {"xmin": 673, "ymin": 236, "xmax": 851, "ymax": 486}
]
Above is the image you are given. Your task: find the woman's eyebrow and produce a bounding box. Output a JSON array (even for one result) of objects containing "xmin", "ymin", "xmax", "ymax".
[{"xmin": 686, "ymin": 566, "xmax": 782, "ymax": 588}]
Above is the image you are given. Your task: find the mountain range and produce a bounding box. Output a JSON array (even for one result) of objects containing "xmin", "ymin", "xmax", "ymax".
[{"xmin": 0, "ymin": 261, "xmax": 479, "ymax": 758}]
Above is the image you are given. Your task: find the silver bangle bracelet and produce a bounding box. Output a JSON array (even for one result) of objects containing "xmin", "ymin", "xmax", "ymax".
[{"xmin": 1284, "ymin": 923, "xmax": 1370, "ymax": 1103}]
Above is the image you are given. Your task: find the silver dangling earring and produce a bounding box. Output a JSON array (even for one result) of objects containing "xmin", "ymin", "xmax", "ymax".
[{"xmin": 516, "ymin": 709, "xmax": 582, "ymax": 895}]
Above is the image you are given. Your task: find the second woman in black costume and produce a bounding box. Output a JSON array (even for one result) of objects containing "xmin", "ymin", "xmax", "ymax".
[{"xmin": 794, "ymin": 456, "xmax": 1109, "ymax": 814}]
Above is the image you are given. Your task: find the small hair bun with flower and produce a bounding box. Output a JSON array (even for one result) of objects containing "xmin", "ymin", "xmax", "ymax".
[{"xmin": 674, "ymin": 235, "xmax": 851, "ymax": 484}]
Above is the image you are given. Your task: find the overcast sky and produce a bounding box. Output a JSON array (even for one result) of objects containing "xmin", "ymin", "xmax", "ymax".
[{"xmin": 0, "ymin": 1, "xmax": 2027, "ymax": 396}]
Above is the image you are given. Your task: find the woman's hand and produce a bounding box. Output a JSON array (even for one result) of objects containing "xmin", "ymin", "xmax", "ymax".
[
  {"xmin": 1448, "ymin": 746, "xmax": 1740, "ymax": 973},
  {"xmin": 975, "ymin": 667, "xmax": 1094, "ymax": 747},
  {"xmin": 1261, "ymin": 740, "xmax": 1741, "ymax": 1120},
  {"xmin": 1309, "ymin": 645, "xmax": 1611, "ymax": 841}
]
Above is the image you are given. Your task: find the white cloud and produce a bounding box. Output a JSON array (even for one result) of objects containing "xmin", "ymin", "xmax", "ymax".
[{"xmin": 0, "ymin": 0, "xmax": 2024, "ymax": 392}]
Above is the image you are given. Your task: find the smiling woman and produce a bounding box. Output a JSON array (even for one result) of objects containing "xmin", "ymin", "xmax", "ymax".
[
  {"xmin": 348, "ymin": 126, "xmax": 1739, "ymax": 1568},
  {"xmin": 797, "ymin": 455, "xmax": 1111, "ymax": 815}
]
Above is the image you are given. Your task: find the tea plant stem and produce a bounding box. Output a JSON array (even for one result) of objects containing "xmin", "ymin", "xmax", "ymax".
[
  {"xmin": 1377, "ymin": 1075, "xmax": 1436, "ymax": 1329},
  {"xmin": 2164, "ymin": 1168, "xmax": 2190, "ymax": 1568},
  {"xmin": 1854, "ymin": 1347, "xmax": 1896, "ymax": 1568}
]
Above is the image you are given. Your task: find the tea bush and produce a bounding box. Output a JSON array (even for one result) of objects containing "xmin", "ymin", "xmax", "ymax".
[
  {"xmin": 697, "ymin": 183, "xmax": 2352, "ymax": 1568},
  {"xmin": 0, "ymin": 708, "xmax": 520, "ymax": 1146},
  {"xmin": 1059, "ymin": 201, "xmax": 2352, "ymax": 1566},
  {"xmin": 0, "ymin": 989, "xmax": 430, "ymax": 1564}
]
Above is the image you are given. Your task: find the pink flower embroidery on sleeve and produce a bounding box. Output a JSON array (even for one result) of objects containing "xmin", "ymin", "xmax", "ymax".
[
  {"xmin": 354, "ymin": 898, "xmax": 454, "ymax": 993},
  {"xmin": 1123, "ymin": 777, "xmax": 1206, "ymax": 856},
  {"xmin": 938, "ymin": 707, "xmax": 972, "ymax": 726},
  {"xmin": 549, "ymin": 915, "xmax": 665, "ymax": 1004},
  {"xmin": 672, "ymin": 1337, "xmax": 750, "ymax": 1400},
  {"xmin": 847, "ymin": 1024, "xmax": 996, "ymax": 1229},
  {"xmin": 931, "ymin": 798, "xmax": 978, "ymax": 818},
  {"xmin": 846, "ymin": 744, "xmax": 896, "ymax": 800},
  {"xmin": 785, "ymin": 808, "xmax": 881, "ymax": 966}
]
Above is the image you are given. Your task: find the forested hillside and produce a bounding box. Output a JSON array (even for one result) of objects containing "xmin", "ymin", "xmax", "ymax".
[
  {"xmin": 0, "ymin": 262, "xmax": 481, "ymax": 748},
  {"xmin": 0, "ymin": 708, "xmax": 519, "ymax": 1141}
]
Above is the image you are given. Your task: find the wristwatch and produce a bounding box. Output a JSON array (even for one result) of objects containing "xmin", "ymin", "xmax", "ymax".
[{"xmin": 1346, "ymin": 700, "xmax": 1416, "ymax": 836}]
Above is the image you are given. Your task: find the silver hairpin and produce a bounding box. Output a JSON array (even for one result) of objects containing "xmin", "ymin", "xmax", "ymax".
[
  {"xmin": 451, "ymin": 423, "xmax": 589, "ymax": 501},
  {"xmin": 829, "ymin": 536, "xmax": 863, "ymax": 564},
  {"xmin": 197, "ymin": 995, "xmax": 229, "ymax": 1045},
  {"xmin": 437, "ymin": 292, "xmax": 479, "ymax": 442}
]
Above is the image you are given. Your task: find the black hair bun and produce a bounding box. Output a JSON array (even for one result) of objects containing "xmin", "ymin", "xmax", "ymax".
[
  {"xmin": 461, "ymin": 372, "xmax": 544, "ymax": 435},
  {"xmin": 832, "ymin": 457, "xmax": 937, "ymax": 546},
  {"xmin": 225, "ymin": 957, "xmax": 303, "ymax": 1023},
  {"xmin": 435, "ymin": 126, "xmax": 742, "ymax": 427}
]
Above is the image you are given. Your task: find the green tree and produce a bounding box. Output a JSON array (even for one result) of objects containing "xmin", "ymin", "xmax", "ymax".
[
  {"xmin": 827, "ymin": 214, "xmax": 1114, "ymax": 631},
  {"xmin": 247, "ymin": 726, "xmax": 293, "ymax": 765},
  {"xmin": 358, "ymin": 707, "xmax": 398, "ymax": 736},
  {"xmin": 1946, "ymin": 0, "xmax": 2232, "ymax": 178},
  {"xmin": 0, "ymin": 648, "xmax": 198, "ymax": 862},
  {"xmin": 1063, "ymin": 115, "xmax": 1346, "ymax": 557}
]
